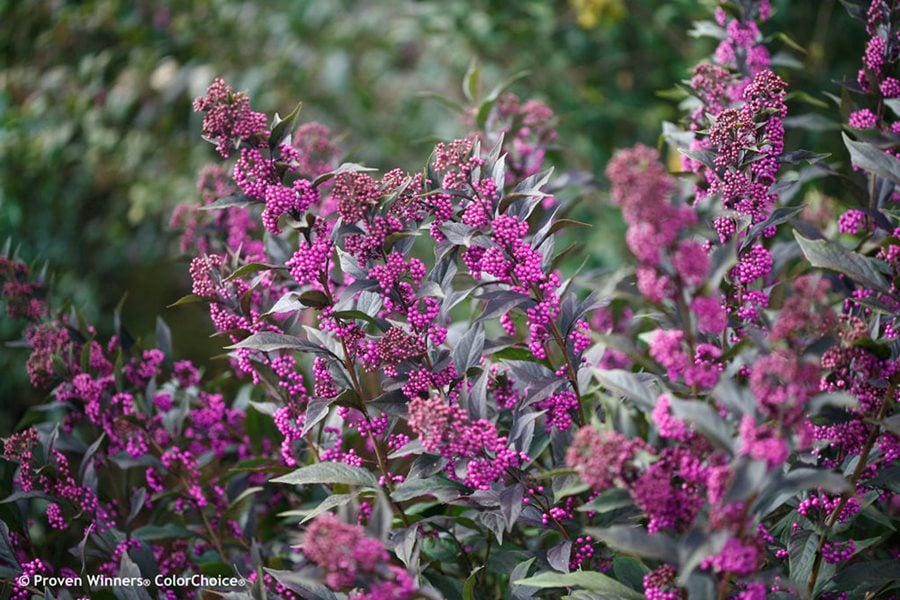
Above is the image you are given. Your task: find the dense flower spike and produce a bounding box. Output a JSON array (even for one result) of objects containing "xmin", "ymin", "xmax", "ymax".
[{"xmin": 192, "ymin": 78, "xmax": 268, "ymax": 157}]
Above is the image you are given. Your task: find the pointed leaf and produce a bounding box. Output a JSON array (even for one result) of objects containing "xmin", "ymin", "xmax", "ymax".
[
  {"xmin": 586, "ymin": 526, "xmax": 678, "ymax": 563},
  {"xmin": 843, "ymin": 133, "xmax": 900, "ymax": 183},
  {"xmin": 226, "ymin": 332, "xmax": 326, "ymax": 354},
  {"xmin": 271, "ymin": 462, "xmax": 378, "ymax": 487},
  {"xmin": 513, "ymin": 570, "xmax": 643, "ymax": 599},
  {"xmin": 312, "ymin": 163, "xmax": 378, "ymax": 188},
  {"xmin": 453, "ymin": 323, "xmax": 485, "ymax": 374},
  {"xmin": 199, "ymin": 194, "xmax": 256, "ymax": 210},
  {"xmin": 167, "ymin": 294, "xmax": 205, "ymax": 308},
  {"xmin": 593, "ymin": 369, "xmax": 658, "ymax": 410},
  {"xmin": 795, "ymin": 233, "xmax": 889, "ymax": 292}
]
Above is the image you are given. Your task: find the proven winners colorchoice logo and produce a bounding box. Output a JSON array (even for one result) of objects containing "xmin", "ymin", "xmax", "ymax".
[{"xmin": 17, "ymin": 573, "xmax": 246, "ymax": 589}]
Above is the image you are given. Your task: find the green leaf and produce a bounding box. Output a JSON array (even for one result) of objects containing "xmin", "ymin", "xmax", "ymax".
[
  {"xmin": 271, "ymin": 462, "xmax": 378, "ymax": 487},
  {"xmin": 843, "ymin": 133, "xmax": 900, "ymax": 184},
  {"xmin": 270, "ymin": 100, "xmax": 303, "ymax": 146},
  {"xmin": 263, "ymin": 291, "xmax": 304, "ymax": 316},
  {"xmin": 295, "ymin": 493, "xmax": 356, "ymax": 524},
  {"xmin": 300, "ymin": 397, "xmax": 334, "ymax": 436},
  {"xmin": 224, "ymin": 262, "xmax": 281, "ymax": 282},
  {"xmin": 155, "ymin": 316, "xmax": 172, "ymax": 358},
  {"xmin": 586, "ymin": 526, "xmax": 678, "ymax": 563},
  {"xmin": 612, "ymin": 557, "xmax": 649, "ymax": 593},
  {"xmin": 265, "ymin": 569, "xmax": 338, "ymax": 600},
  {"xmin": 794, "ymin": 232, "xmax": 889, "ymax": 292},
  {"xmin": 788, "ymin": 530, "xmax": 819, "ymax": 589},
  {"xmin": 681, "ymin": 148, "xmax": 717, "ymax": 172},
  {"xmin": 808, "ymin": 392, "xmax": 858, "ymax": 414},
  {"xmin": 463, "ymin": 566, "xmax": 484, "ymax": 600},
  {"xmin": 779, "ymin": 468, "xmax": 851, "ymax": 495},
  {"xmin": 416, "ymin": 90, "xmax": 466, "ymax": 114},
  {"xmin": 593, "ymin": 369, "xmax": 658, "ymax": 410},
  {"xmin": 831, "ymin": 559, "xmax": 900, "ymax": 596},
  {"xmin": 453, "ymin": 323, "xmax": 485, "ymax": 374},
  {"xmin": 885, "ymin": 99, "xmax": 900, "ymax": 118},
  {"xmin": 167, "ymin": 294, "xmax": 205, "ymax": 308},
  {"xmin": 774, "ymin": 32, "xmax": 808, "ymax": 55},
  {"xmin": 1, "ymin": 490, "xmax": 53, "ymax": 503},
  {"xmin": 576, "ymin": 488, "xmax": 633, "ymax": 513},
  {"xmin": 492, "ymin": 347, "xmax": 536, "ymax": 362},
  {"xmin": 391, "ymin": 476, "xmax": 466, "ymax": 502},
  {"xmin": 656, "ymin": 86, "xmax": 690, "ymax": 101},
  {"xmin": 463, "ymin": 59, "xmax": 479, "ymax": 103},
  {"xmin": 741, "ymin": 205, "xmax": 805, "ymax": 253},
  {"xmin": 312, "ymin": 162, "xmax": 378, "ymax": 188},
  {"xmin": 299, "ymin": 290, "xmax": 331, "ymax": 308},
  {"xmin": 228, "ymin": 457, "xmax": 276, "ymax": 473},
  {"xmin": 225, "ymin": 486, "xmax": 264, "ymax": 516},
  {"xmin": 0, "ymin": 522, "xmax": 18, "ymax": 579},
  {"xmin": 79, "ymin": 432, "xmax": 107, "ymax": 480},
  {"xmin": 778, "ymin": 149, "xmax": 830, "ymax": 165},
  {"xmin": 226, "ymin": 332, "xmax": 325, "ymax": 354},
  {"xmin": 331, "ymin": 309, "xmax": 386, "ymax": 330},
  {"xmin": 476, "ymin": 70, "xmax": 531, "ymax": 129},
  {"xmin": 132, "ymin": 524, "xmax": 195, "ymax": 541},
  {"xmin": 538, "ymin": 219, "xmax": 592, "ymax": 247},
  {"xmin": 199, "ymin": 194, "xmax": 257, "ymax": 210},
  {"xmin": 783, "ymin": 113, "xmax": 840, "ymax": 131},
  {"xmin": 553, "ymin": 480, "xmax": 590, "ymax": 501},
  {"xmin": 116, "ymin": 553, "xmax": 153, "ymax": 600},
  {"xmin": 688, "ymin": 20, "xmax": 725, "ymax": 40},
  {"xmin": 784, "ymin": 92, "xmax": 827, "ymax": 110},
  {"xmin": 883, "ymin": 414, "xmax": 900, "ymax": 437},
  {"xmin": 513, "ymin": 570, "xmax": 643, "ymax": 599}
]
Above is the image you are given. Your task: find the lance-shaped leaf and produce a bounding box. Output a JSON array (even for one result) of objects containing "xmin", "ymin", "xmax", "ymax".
[
  {"xmin": 271, "ymin": 462, "xmax": 378, "ymax": 487},
  {"xmin": 843, "ymin": 133, "xmax": 900, "ymax": 183},
  {"xmin": 269, "ymin": 100, "xmax": 303, "ymax": 146},
  {"xmin": 199, "ymin": 193, "xmax": 256, "ymax": 211},
  {"xmin": 453, "ymin": 323, "xmax": 485, "ymax": 374},
  {"xmin": 265, "ymin": 569, "xmax": 338, "ymax": 600},
  {"xmin": 513, "ymin": 570, "xmax": 643, "ymax": 599},
  {"xmin": 391, "ymin": 476, "xmax": 466, "ymax": 502},
  {"xmin": 167, "ymin": 294, "xmax": 205, "ymax": 308},
  {"xmin": 593, "ymin": 369, "xmax": 658, "ymax": 410},
  {"xmin": 586, "ymin": 526, "xmax": 678, "ymax": 564},
  {"xmin": 795, "ymin": 232, "xmax": 889, "ymax": 292},
  {"xmin": 0, "ymin": 522, "xmax": 20, "ymax": 577},
  {"xmin": 223, "ymin": 262, "xmax": 281, "ymax": 283},
  {"xmin": 291, "ymin": 493, "xmax": 356, "ymax": 524},
  {"xmin": 312, "ymin": 162, "xmax": 378, "ymax": 187},
  {"xmin": 227, "ymin": 332, "xmax": 327, "ymax": 354}
]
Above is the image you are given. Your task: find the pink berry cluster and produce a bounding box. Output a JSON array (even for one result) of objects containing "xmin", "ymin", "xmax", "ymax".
[
  {"xmin": 192, "ymin": 78, "xmax": 269, "ymax": 158},
  {"xmin": 303, "ymin": 513, "xmax": 416, "ymax": 598},
  {"xmin": 408, "ymin": 394, "xmax": 526, "ymax": 490},
  {"xmin": 482, "ymin": 94, "xmax": 558, "ymax": 184}
]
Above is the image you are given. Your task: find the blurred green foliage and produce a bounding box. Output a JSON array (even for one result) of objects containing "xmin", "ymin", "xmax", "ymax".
[{"xmin": 0, "ymin": 0, "xmax": 865, "ymax": 432}]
